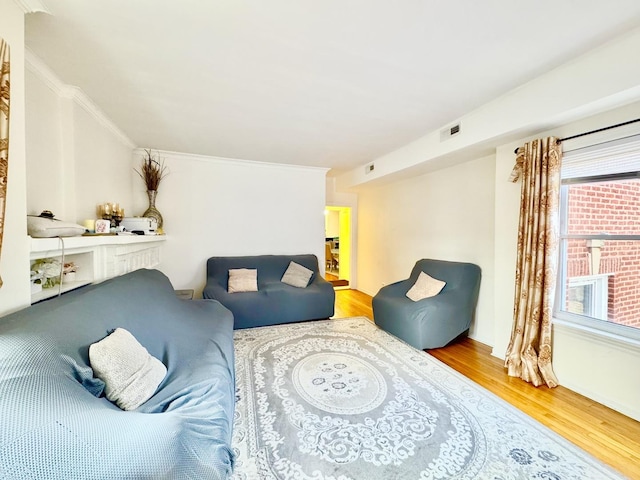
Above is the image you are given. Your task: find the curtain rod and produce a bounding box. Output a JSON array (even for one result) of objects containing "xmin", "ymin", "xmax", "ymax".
[{"xmin": 513, "ymin": 117, "xmax": 640, "ymax": 154}]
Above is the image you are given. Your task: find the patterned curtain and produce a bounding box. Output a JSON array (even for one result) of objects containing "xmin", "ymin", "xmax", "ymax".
[
  {"xmin": 0, "ymin": 38, "xmax": 9, "ymax": 288},
  {"xmin": 505, "ymin": 137, "xmax": 562, "ymax": 388}
]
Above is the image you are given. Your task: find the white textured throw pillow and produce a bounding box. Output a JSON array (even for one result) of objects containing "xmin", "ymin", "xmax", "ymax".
[
  {"xmin": 281, "ymin": 261, "xmax": 313, "ymax": 288},
  {"xmin": 89, "ymin": 328, "xmax": 167, "ymax": 411},
  {"xmin": 228, "ymin": 268, "xmax": 258, "ymax": 293},
  {"xmin": 406, "ymin": 271, "xmax": 446, "ymax": 302},
  {"xmin": 27, "ymin": 216, "xmax": 86, "ymax": 238}
]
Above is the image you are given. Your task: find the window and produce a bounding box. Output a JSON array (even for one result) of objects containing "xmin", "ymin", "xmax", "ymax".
[
  {"xmin": 556, "ymin": 134, "xmax": 640, "ymax": 339},
  {"xmin": 566, "ymin": 274, "xmax": 609, "ymax": 320}
]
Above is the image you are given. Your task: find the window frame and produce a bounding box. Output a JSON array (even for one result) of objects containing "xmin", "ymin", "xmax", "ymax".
[
  {"xmin": 554, "ymin": 159, "xmax": 640, "ymax": 343},
  {"xmin": 566, "ymin": 273, "xmax": 610, "ymax": 320}
]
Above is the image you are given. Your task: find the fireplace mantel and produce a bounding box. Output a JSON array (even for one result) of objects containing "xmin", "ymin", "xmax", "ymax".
[{"xmin": 29, "ymin": 234, "xmax": 166, "ymax": 303}]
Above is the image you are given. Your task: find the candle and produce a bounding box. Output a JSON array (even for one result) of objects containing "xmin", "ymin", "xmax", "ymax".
[{"xmin": 82, "ymin": 219, "xmax": 95, "ymax": 232}]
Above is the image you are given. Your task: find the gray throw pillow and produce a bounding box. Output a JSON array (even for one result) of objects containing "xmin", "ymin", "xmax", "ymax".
[
  {"xmin": 89, "ymin": 328, "xmax": 167, "ymax": 411},
  {"xmin": 281, "ymin": 261, "xmax": 314, "ymax": 288}
]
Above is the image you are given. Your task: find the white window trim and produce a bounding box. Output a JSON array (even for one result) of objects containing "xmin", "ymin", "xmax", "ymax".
[{"xmin": 553, "ymin": 313, "xmax": 640, "ymax": 352}]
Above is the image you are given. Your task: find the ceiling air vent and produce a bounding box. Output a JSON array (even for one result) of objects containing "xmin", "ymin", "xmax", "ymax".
[
  {"xmin": 440, "ymin": 122, "xmax": 461, "ymax": 142},
  {"xmin": 364, "ymin": 162, "xmax": 375, "ymax": 174}
]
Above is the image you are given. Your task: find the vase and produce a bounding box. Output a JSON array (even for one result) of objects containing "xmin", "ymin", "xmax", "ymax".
[
  {"xmin": 63, "ymin": 271, "xmax": 76, "ymax": 283},
  {"xmin": 143, "ymin": 189, "xmax": 164, "ymax": 230}
]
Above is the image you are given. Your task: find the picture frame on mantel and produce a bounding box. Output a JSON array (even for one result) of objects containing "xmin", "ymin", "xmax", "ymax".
[{"xmin": 95, "ymin": 219, "xmax": 110, "ymax": 234}]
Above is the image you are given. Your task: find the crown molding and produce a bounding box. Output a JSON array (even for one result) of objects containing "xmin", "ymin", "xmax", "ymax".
[
  {"xmin": 25, "ymin": 49, "xmax": 136, "ymax": 149},
  {"xmin": 134, "ymin": 148, "xmax": 330, "ymax": 174},
  {"xmin": 66, "ymin": 86, "xmax": 136, "ymax": 148},
  {"xmin": 25, "ymin": 48, "xmax": 73, "ymax": 97},
  {"xmin": 13, "ymin": 0, "xmax": 50, "ymax": 14}
]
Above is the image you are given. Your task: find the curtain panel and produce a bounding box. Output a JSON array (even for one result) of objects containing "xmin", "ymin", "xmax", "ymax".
[
  {"xmin": 505, "ymin": 137, "xmax": 561, "ymax": 388},
  {"xmin": 0, "ymin": 38, "xmax": 9, "ymax": 288}
]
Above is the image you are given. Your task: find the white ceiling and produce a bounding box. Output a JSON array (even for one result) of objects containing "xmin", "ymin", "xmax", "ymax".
[{"xmin": 25, "ymin": 1, "xmax": 640, "ymax": 174}]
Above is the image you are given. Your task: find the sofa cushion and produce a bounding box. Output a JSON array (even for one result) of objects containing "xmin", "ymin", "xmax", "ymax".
[
  {"xmin": 89, "ymin": 328, "xmax": 167, "ymax": 411},
  {"xmin": 228, "ymin": 268, "xmax": 258, "ymax": 292},
  {"xmin": 406, "ymin": 271, "xmax": 446, "ymax": 301},
  {"xmin": 281, "ymin": 261, "xmax": 314, "ymax": 288}
]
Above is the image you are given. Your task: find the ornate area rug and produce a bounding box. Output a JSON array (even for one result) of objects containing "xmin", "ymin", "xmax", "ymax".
[{"xmin": 230, "ymin": 317, "xmax": 626, "ymax": 480}]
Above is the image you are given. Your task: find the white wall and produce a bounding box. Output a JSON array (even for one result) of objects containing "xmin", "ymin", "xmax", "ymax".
[
  {"xmin": 25, "ymin": 56, "xmax": 135, "ymax": 224},
  {"xmin": 133, "ymin": 150, "xmax": 328, "ymax": 297},
  {"xmin": 356, "ymin": 154, "xmax": 496, "ymax": 346},
  {"xmin": 0, "ymin": 0, "xmax": 30, "ymax": 315},
  {"xmin": 72, "ymin": 101, "xmax": 134, "ymax": 222},
  {"xmin": 325, "ymin": 210, "xmax": 339, "ymax": 237},
  {"xmin": 25, "ymin": 67, "xmax": 64, "ymax": 217}
]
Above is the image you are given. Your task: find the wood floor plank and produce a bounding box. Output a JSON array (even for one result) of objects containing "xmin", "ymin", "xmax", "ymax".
[{"xmin": 332, "ymin": 288, "xmax": 640, "ymax": 479}]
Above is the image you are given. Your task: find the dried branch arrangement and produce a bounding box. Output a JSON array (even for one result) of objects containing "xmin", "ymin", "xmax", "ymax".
[{"xmin": 135, "ymin": 149, "xmax": 168, "ymax": 191}]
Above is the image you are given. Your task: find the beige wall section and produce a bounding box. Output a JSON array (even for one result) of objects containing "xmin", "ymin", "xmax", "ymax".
[
  {"xmin": 492, "ymin": 144, "xmax": 521, "ymax": 359},
  {"xmin": 0, "ymin": 0, "xmax": 30, "ymax": 316},
  {"xmin": 553, "ymin": 323, "xmax": 640, "ymax": 421},
  {"xmin": 357, "ymin": 154, "xmax": 496, "ymax": 346}
]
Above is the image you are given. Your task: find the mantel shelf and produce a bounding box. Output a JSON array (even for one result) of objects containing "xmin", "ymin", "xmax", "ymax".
[
  {"xmin": 29, "ymin": 234, "xmax": 166, "ymax": 304},
  {"xmin": 30, "ymin": 234, "xmax": 166, "ymax": 254}
]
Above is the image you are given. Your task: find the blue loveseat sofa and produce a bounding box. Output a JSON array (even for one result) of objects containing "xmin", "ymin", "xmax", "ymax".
[
  {"xmin": 0, "ymin": 269, "xmax": 235, "ymax": 479},
  {"xmin": 203, "ymin": 254, "xmax": 335, "ymax": 329}
]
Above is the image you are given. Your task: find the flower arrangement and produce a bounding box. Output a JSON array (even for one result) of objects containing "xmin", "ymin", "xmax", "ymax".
[
  {"xmin": 135, "ymin": 149, "xmax": 168, "ymax": 191},
  {"xmin": 63, "ymin": 262, "xmax": 78, "ymax": 282},
  {"xmin": 31, "ymin": 258, "xmax": 62, "ymax": 289},
  {"xmin": 30, "ymin": 269, "xmax": 44, "ymax": 289},
  {"xmin": 63, "ymin": 262, "xmax": 77, "ymax": 274}
]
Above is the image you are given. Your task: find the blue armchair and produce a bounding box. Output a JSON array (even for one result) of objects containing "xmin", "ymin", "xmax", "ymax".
[{"xmin": 372, "ymin": 259, "xmax": 481, "ymax": 350}]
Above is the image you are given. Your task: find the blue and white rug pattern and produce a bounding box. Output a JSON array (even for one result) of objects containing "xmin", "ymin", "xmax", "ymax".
[{"xmin": 230, "ymin": 317, "xmax": 626, "ymax": 480}]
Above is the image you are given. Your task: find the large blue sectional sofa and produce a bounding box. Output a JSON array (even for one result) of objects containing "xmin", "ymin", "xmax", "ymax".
[
  {"xmin": 203, "ymin": 254, "xmax": 335, "ymax": 329},
  {"xmin": 0, "ymin": 269, "xmax": 235, "ymax": 479}
]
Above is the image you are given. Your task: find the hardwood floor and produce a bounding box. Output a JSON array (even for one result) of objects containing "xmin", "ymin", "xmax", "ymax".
[
  {"xmin": 325, "ymin": 271, "xmax": 349, "ymax": 287},
  {"xmin": 332, "ymin": 288, "xmax": 640, "ymax": 479}
]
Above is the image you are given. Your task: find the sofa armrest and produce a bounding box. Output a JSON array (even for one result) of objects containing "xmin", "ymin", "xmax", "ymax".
[{"xmin": 202, "ymin": 281, "xmax": 229, "ymax": 301}]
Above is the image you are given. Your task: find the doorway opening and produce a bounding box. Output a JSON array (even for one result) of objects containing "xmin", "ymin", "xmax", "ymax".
[{"xmin": 324, "ymin": 206, "xmax": 351, "ymax": 288}]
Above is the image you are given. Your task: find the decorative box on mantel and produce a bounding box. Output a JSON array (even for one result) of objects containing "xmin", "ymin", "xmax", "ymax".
[{"xmin": 29, "ymin": 235, "xmax": 166, "ymax": 304}]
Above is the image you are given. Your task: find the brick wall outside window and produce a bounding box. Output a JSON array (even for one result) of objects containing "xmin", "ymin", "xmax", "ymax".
[{"xmin": 565, "ymin": 179, "xmax": 640, "ymax": 328}]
